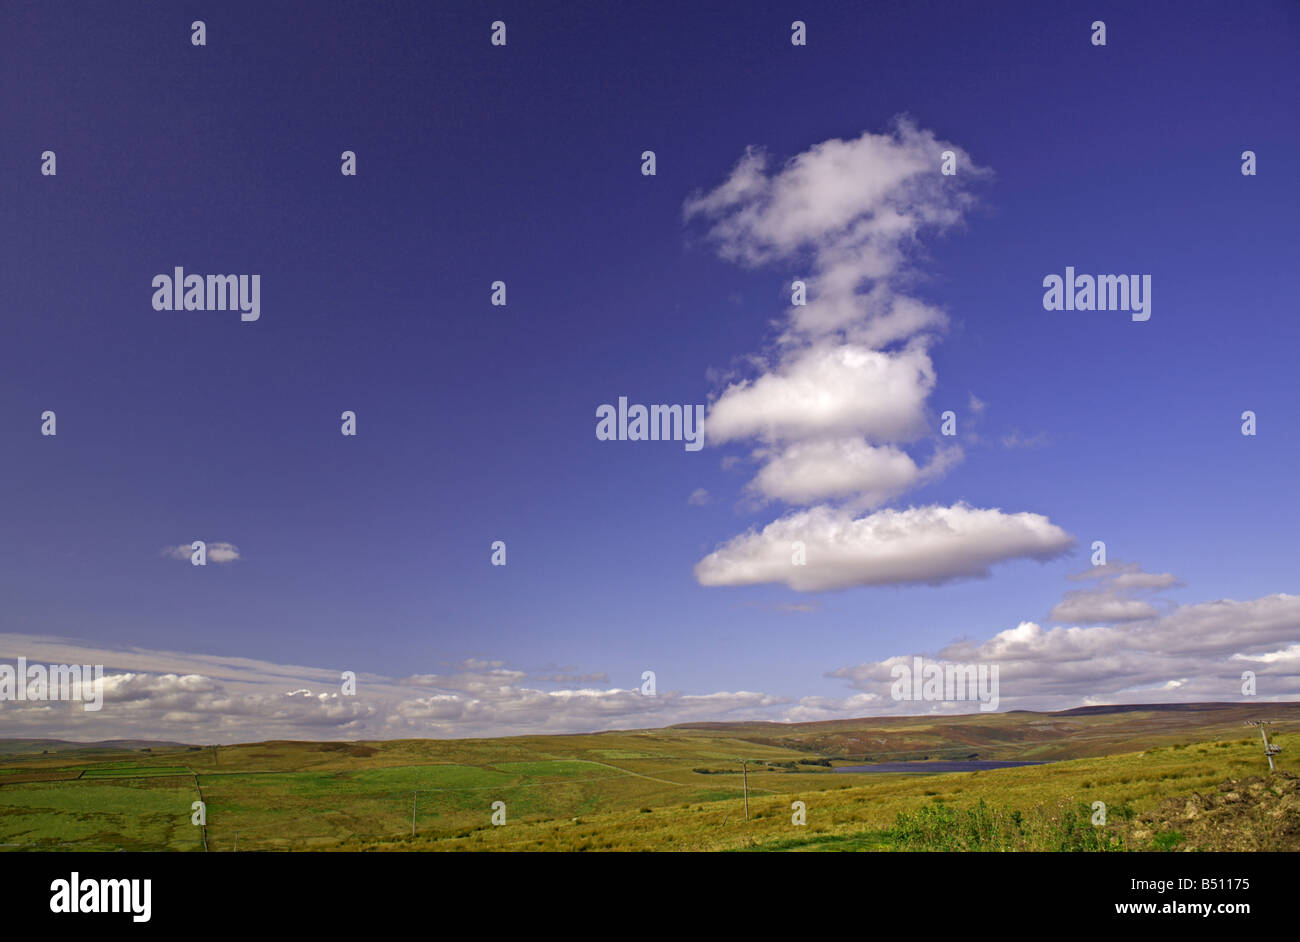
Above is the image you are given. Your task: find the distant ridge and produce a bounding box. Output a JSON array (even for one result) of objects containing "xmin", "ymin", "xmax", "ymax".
[
  {"xmin": 1053, "ymin": 702, "xmax": 1250, "ymax": 716},
  {"xmin": 3, "ymin": 702, "xmax": 1296, "ymax": 752},
  {"xmin": 672, "ymin": 701, "xmax": 1299, "ymax": 730},
  {"xmin": 0, "ymin": 738, "xmax": 187, "ymax": 754}
]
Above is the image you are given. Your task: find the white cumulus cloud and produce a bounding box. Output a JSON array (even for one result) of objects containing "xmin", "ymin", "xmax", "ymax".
[
  {"xmin": 694, "ymin": 502, "xmax": 1073, "ymax": 591},
  {"xmin": 686, "ymin": 120, "xmax": 1070, "ymax": 589}
]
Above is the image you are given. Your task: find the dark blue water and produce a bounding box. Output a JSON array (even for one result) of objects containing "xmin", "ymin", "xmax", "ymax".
[{"xmin": 833, "ymin": 760, "xmax": 1050, "ymax": 774}]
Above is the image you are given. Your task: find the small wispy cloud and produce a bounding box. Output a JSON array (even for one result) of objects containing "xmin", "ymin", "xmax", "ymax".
[
  {"xmin": 1001, "ymin": 429, "xmax": 1049, "ymax": 450},
  {"xmin": 161, "ymin": 542, "xmax": 241, "ymax": 563},
  {"xmin": 535, "ymin": 671, "xmax": 610, "ymax": 685},
  {"xmin": 743, "ymin": 601, "xmax": 820, "ymax": 614},
  {"xmin": 1050, "ymin": 561, "xmax": 1182, "ymax": 624}
]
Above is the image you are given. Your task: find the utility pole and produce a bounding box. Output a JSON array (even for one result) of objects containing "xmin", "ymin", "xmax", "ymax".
[
  {"xmin": 741, "ymin": 760, "xmax": 749, "ymax": 820},
  {"xmin": 233, "ymin": 831, "xmax": 239, "ymax": 853},
  {"xmin": 1246, "ymin": 721, "xmax": 1282, "ymax": 772},
  {"xmin": 411, "ymin": 792, "xmax": 418, "ymax": 837}
]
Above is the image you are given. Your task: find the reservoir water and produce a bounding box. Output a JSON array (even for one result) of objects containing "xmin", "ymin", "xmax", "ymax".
[{"xmin": 833, "ymin": 760, "xmax": 1050, "ymax": 774}]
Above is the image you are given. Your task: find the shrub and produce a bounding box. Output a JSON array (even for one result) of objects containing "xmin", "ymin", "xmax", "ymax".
[
  {"xmin": 889, "ymin": 799, "xmax": 1126, "ymax": 852},
  {"xmin": 1150, "ymin": 829, "xmax": 1185, "ymax": 851}
]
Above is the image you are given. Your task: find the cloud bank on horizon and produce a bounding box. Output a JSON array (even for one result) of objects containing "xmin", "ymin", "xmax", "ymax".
[{"xmin": 5, "ymin": 561, "xmax": 1296, "ymax": 741}]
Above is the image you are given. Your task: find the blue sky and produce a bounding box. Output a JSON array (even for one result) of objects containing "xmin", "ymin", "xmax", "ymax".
[{"xmin": 1, "ymin": 0, "xmax": 1298, "ymax": 740}]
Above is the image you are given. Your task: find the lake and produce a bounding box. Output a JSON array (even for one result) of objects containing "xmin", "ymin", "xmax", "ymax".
[{"xmin": 833, "ymin": 760, "xmax": 1051, "ymax": 774}]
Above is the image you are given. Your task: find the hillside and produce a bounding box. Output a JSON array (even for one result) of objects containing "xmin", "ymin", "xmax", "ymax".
[{"xmin": 0, "ymin": 702, "xmax": 1294, "ymax": 851}]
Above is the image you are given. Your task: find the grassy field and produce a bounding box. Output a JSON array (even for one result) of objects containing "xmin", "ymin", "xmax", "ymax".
[{"xmin": 1, "ymin": 702, "xmax": 1295, "ymax": 851}]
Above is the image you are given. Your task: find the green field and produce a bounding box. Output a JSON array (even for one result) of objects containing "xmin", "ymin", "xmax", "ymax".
[{"xmin": 1, "ymin": 702, "xmax": 1295, "ymax": 851}]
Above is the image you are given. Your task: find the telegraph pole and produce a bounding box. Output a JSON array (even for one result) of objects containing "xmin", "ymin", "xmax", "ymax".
[
  {"xmin": 412, "ymin": 792, "xmax": 418, "ymax": 837},
  {"xmin": 741, "ymin": 760, "xmax": 749, "ymax": 820},
  {"xmin": 1246, "ymin": 721, "xmax": 1282, "ymax": 772}
]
